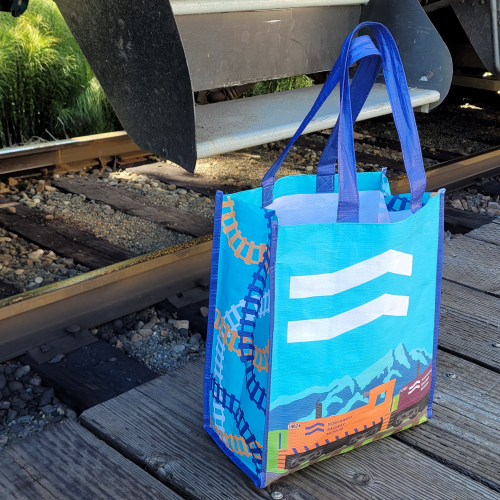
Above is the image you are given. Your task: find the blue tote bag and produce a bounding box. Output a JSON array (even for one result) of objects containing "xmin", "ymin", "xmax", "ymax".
[{"xmin": 204, "ymin": 22, "xmax": 444, "ymax": 488}]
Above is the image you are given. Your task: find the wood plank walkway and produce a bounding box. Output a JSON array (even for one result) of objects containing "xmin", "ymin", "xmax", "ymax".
[
  {"xmin": 0, "ymin": 420, "xmax": 181, "ymax": 499},
  {"xmin": 4, "ymin": 221, "xmax": 500, "ymax": 499}
]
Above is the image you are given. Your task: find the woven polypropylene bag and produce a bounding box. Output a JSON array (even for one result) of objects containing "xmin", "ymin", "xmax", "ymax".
[{"xmin": 203, "ymin": 23, "xmax": 443, "ymax": 488}]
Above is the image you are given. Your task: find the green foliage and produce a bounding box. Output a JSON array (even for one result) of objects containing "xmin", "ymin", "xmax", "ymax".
[
  {"xmin": 0, "ymin": 0, "xmax": 119, "ymax": 147},
  {"xmin": 243, "ymin": 75, "xmax": 314, "ymax": 97}
]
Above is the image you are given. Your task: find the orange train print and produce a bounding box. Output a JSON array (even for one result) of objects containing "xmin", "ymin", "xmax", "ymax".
[{"xmin": 277, "ymin": 363, "xmax": 432, "ymax": 471}]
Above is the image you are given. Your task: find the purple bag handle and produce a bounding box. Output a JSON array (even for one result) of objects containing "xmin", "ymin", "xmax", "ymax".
[
  {"xmin": 261, "ymin": 35, "xmax": 381, "ymax": 210},
  {"xmin": 262, "ymin": 23, "xmax": 427, "ymax": 222}
]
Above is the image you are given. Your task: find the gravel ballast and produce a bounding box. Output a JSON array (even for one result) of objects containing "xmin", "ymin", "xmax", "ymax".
[
  {"xmin": 0, "ymin": 228, "xmax": 86, "ymax": 295},
  {"xmin": 93, "ymin": 304, "xmax": 206, "ymax": 375},
  {"xmin": 0, "ymin": 360, "xmax": 74, "ymax": 449}
]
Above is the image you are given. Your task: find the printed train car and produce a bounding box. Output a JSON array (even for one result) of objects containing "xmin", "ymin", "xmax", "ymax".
[
  {"xmin": 388, "ymin": 363, "xmax": 432, "ymax": 428},
  {"xmin": 277, "ymin": 364, "xmax": 432, "ymax": 471}
]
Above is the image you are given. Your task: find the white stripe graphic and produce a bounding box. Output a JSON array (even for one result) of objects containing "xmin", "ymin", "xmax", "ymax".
[
  {"xmin": 290, "ymin": 250, "xmax": 413, "ymax": 299},
  {"xmin": 287, "ymin": 294, "xmax": 409, "ymax": 343}
]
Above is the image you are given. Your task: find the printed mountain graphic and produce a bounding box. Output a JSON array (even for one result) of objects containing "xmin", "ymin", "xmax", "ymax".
[{"xmin": 269, "ymin": 343, "xmax": 431, "ymax": 431}]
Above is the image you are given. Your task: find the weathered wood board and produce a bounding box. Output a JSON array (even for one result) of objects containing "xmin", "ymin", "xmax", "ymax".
[
  {"xmin": 81, "ymin": 358, "xmax": 500, "ymax": 500},
  {"xmin": 440, "ymin": 280, "xmax": 500, "ymax": 372},
  {"xmin": 53, "ymin": 178, "xmax": 213, "ymax": 237},
  {"xmin": 466, "ymin": 221, "xmax": 500, "ymax": 247},
  {"xmin": 444, "ymin": 207, "xmax": 495, "ymax": 234},
  {"xmin": 396, "ymin": 350, "xmax": 500, "ymax": 493},
  {"xmin": 23, "ymin": 340, "xmax": 158, "ymax": 412},
  {"xmin": 0, "ymin": 198, "xmax": 134, "ymax": 269},
  {"xmin": 443, "ymin": 229, "xmax": 500, "ymax": 295},
  {"xmin": 0, "ymin": 420, "xmax": 182, "ymax": 500}
]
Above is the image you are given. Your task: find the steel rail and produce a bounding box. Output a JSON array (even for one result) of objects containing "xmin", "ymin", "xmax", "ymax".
[
  {"xmin": 0, "ymin": 236, "xmax": 212, "ymax": 363},
  {"xmin": 390, "ymin": 144, "xmax": 500, "ymax": 194},
  {"xmin": 0, "ymin": 132, "xmax": 144, "ymax": 176}
]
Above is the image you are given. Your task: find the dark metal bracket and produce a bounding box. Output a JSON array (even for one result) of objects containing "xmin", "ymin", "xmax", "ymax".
[{"xmin": 0, "ymin": 0, "xmax": 29, "ymax": 17}]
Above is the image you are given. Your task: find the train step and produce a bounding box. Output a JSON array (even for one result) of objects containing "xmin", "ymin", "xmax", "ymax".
[{"xmin": 195, "ymin": 84, "xmax": 440, "ymax": 159}]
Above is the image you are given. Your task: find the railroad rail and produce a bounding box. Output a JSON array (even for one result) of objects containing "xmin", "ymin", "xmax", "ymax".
[{"xmin": 0, "ymin": 131, "xmax": 500, "ymax": 362}]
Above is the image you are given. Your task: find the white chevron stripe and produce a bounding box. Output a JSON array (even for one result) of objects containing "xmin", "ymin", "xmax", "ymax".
[
  {"xmin": 289, "ymin": 250, "xmax": 413, "ymax": 299},
  {"xmin": 287, "ymin": 294, "xmax": 409, "ymax": 343}
]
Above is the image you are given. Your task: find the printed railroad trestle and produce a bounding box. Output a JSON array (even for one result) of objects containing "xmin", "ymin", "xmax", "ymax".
[{"xmin": 221, "ymin": 197, "xmax": 267, "ymax": 265}]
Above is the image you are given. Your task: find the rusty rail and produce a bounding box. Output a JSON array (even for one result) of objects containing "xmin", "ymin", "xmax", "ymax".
[
  {"xmin": 0, "ymin": 132, "xmax": 145, "ymax": 176},
  {"xmin": 0, "ymin": 236, "xmax": 212, "ymax": 363},
  {"xmin": 390, "ymin": 144, "xmax": 500, "ymax": 194}
]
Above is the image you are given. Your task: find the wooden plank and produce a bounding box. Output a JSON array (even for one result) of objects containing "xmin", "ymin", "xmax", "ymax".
[
  {"xmin": 476, "ymin": 180, "xmax": 500, "ymax": 197},
  {"xmin": 128, "ymin": 162, "xmax": 240, "ymax": 197},
  {"xmin": 22, "ymin": 340, "xmax": 158, "ymax": 412},
  {"xmin": 440, "ymin": 280, "xmax": 500, "ymax": 372},
  {"xmin": 443, "ymin": 230, "xmax": 500, "ymax": 296},
  {"xmin": 0, "ymin": 419, "xmax": 182, "ymax": 500},
  {"xmin": 441, "ymin": 279, "xmax": 500, "ymax": 328},
  {"xmin": 444, "ymin": 207, "xmax": 495, "ymax": 234},
  {"xmin": 466, "ymin": 221, "xmax": 500, "ymax": 247},
  {"xmin": 0, "ymin": 198, "xmax": 135, "ymax": 269},
  {"xmin": 81, "ymin": 358, "xmax": 499, "ymax": 500},
  {"xmin": 53, "ymin": 178, "xmax": 213, "ymax": 238},
  {"xmin": 396, "ymin": 350, "xmax": 500, "ymax": 493}
]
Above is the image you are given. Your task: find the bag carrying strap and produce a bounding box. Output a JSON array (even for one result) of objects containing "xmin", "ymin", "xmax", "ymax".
[
  {"xmin": 261, "ymin": 34, "xmax": 380, "ymax": 208},
  {"xmin": 261, "ymin": 23, "xmax": 427, "ymax": 222},
  {"xmin": 316, "ymin": 39, "xmax": 382, "ymax": 194}
]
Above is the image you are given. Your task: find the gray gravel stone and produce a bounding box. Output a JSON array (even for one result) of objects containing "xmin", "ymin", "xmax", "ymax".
[
  {"xmin": 48, "ymin": 354, "xmax": 65, "ymax": 364},
  {"xmin": 14, "ymin": 365, "xmax": 30, "ymax": 379},
  {"xmin": 190, "ymin": 333, "xmax": 202, "ymax": 344},
  {"xmin": 9, "ymin": 423, "xmax": 23, "ymax": 433},
  {"xmin": 39, "ymin": 388, "xmax": 55, "ymax": 406},
  {"xmin": 139, "ymin": 328, "xmax": 153, "ymax": 338},
  {"xmin": 173, "ymin": 319, "xmax": 189, "ymax": 330},
  {"xmin": 131, "ymin": 333, "xmax": 143, "ymax": 343},
  {"xmin": 8, "ymin": 381, "xmax": 23, "ymax": 392}
]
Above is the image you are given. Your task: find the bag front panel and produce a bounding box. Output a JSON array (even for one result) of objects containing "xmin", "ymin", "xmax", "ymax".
[
  {"xmin": 205, "ymin": 192, "xmax": 273, "ymax": 485},
  {"xmin": 264, "ymin": 193, "xmax": 443, "ymax": 484}
]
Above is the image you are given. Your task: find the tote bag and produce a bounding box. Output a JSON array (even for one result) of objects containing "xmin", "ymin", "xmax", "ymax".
[{"xmin": 203, "ymin": 22, "xmax": 444, "ymax": 488}]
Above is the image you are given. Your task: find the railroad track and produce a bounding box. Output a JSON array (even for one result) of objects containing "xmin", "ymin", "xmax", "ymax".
[{"xmin": 0, "ymin": 130, "xmax": 500, "ymax": 364}]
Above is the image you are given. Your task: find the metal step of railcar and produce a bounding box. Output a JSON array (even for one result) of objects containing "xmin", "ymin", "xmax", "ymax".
[{"xmin": 195, "ymin": 83, "xmax": 440, "ymax": 158}]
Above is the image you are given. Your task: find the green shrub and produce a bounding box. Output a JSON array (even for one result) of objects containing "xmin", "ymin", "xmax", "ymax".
[
  {"xmin": 243, "ymin": 75, "xmax": 314, "ymax": 97},
  {"xmin": 0, "ymin": 0, "xmax": 119, "ymax": 147}
]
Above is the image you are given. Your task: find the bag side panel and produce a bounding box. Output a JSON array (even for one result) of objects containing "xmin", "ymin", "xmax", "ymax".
[
  {"xmin": 264, "ymin": 194, "xmax": 442, "ymax": 484},
  {"xmin": 427, "ymin": 191, "xmax": 445, "ymax": 418},
  {"xmin": 261, "ymin": 220, "xmax": 279, "ymax": 487},
  {"xmin": 205, "ymin": 192, "xmax": 273, "ymax": 487}
]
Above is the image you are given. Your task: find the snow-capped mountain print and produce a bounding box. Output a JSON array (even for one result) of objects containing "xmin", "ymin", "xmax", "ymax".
[{"xmin": 269, "ymin": 343, "xmax": 431, "ymax": 431}]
